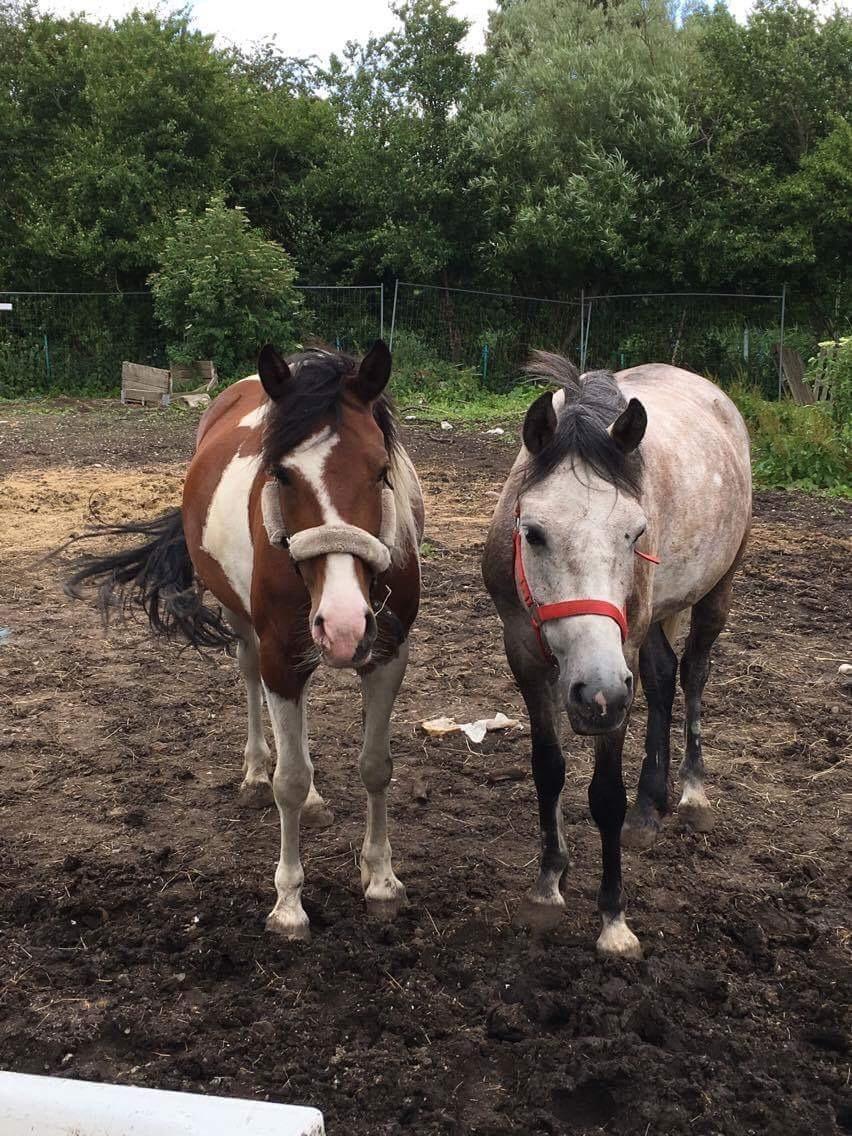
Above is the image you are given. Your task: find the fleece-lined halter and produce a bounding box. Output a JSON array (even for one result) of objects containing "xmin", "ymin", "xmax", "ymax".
[
  {"xmin": 261, "ymin": 480, "xmax": 397, "ymax": 577},
  {"xmin": 513, "ymin": 502, "xmax": 660, "ymax": 664}
]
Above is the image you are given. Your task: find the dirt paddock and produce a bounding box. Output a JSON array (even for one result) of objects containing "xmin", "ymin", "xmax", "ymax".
[{"xmin": 0, "ymin": 403, "xmax": 850, "ymax": 1135}]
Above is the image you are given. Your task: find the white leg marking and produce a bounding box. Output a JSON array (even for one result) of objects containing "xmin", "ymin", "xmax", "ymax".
[
  {"xmin": 264, "ymin": 686, "xmax": 313, "ymax": 940},
  {"xmin": 359, "ymin": 642, "xmax": 408, "ymax": 914},
  {"xmin": 596, "ymin": 913, "xmax": 642, "ymax": 959},
  {"xmin": 201, "ymin": 451, "xmax": 260, "ymax": 612},
  {"xmin": 679, "ymin": 779, "xmax": 710, "ymax": 810}
]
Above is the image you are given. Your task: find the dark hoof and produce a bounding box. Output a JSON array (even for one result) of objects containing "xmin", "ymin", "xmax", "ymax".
[
  {"xmin": 678, "ymin": 802, "xmax": 716, "ymax": 833},
  {"xmin": 301, "ymin": 802, "xmax": 334, "ymax": 829},
  {"xmin": 517, "ymin": 894, "xmax": 565, "ymax": 932},
  {"xmin": 621, "ymin": 806, "xmax": 661, "ymax": 850},
  {"xmin": 237, "ymin": 778, "xmax": 274, "ymax": 809}
]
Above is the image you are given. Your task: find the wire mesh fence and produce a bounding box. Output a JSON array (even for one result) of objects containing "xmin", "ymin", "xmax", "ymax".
[
  {"xmin": 580, "ymin": 291, "xmax": 787, "ymax": 398},
  {"xmin": 0, "ymin": 286, "xmax": 385, "ymax": 398},
  {"xmin": 391, "ymin": 283, "xmax": 789, "ymax": 396},
  {"xmin": 298, "ymin": 285, "xmax": 384, "ymax": 354},
  {"xmin": 389, "ymin": 282, "xmax": 581, "ymax": 391},
  {"xmin": 0, "ymin": 280, "xmax": 801, "ymax": 400},
  {"xmin": 0, "ymin": 292, "xmax": 164, "ymax": 399}
]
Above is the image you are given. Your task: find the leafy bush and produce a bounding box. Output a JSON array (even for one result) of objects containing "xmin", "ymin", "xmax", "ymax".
[
  {"xmin": 807, "ymin": 335, "xmax": 852, "ymax": 436},
  {"xmin": 148, "ymin": 195, "xmax": 303, "ymax": 377},
  {"xmin": 729, "ymin": 382, "xmax": 851, "ymax": 496}
]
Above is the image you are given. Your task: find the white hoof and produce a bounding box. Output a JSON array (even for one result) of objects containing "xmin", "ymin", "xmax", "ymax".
[
  {"xmin": 678, "ymin": 782, "xmax": 715, "ymax": 832},
  {"xmin": 596, "ymin": 914, "xmax": 642, "ymax": 959},
  {"xmin": 237, "ymin": 776, "xmax": 274, "ymax": 809},
  {"xmin": 365, "ymin": 876, "xmax": 406, "ymax": 921},
  {"xmin": 265, "ymin": 904, "xmax": 310, "ymax": 941}
]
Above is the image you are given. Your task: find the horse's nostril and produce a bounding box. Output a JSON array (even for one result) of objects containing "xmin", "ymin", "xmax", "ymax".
[
  {"xmin": 313, "ymin": 614, "xmax": 325, "ymax": 629},
  {"xmin": 569, "ymin": 681, "xmax": 586, "ymax": 706},
  {"xmin": 625, "ymin": 675, "xmax": 633, "ymax": 692}
]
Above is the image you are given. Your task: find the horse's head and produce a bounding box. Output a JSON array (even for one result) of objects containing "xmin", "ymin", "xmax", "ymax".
[
  {"xmin": 517, "ymin": 363, "xmax": 649, "ymax": 734},
  {"xmin": 259, "ymin": 341, "xmax": 396, "ymax": 669}
]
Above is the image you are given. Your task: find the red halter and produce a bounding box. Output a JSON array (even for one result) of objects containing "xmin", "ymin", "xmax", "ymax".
[{"xmin": 513, "ymin": 503, "xmax": 659, "ymax": 664}]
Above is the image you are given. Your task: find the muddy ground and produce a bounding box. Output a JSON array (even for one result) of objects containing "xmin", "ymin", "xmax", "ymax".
[{"xmin": 0, "ymin": 401, "xmax": 850, "ymax": 1135}]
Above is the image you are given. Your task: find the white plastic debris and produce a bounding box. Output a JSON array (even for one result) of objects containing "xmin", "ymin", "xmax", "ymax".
[
  {"xmin": 440, "ymin": 420, "xmax": 454, "ymax": 431},
  {"xmin": 0, "ymin": 1071, "xmax": 324, "ymax": 1136},
  {"xmin": 839, "ymin": 663, "xmax": 852, "ymax": 686},
  {"xmin": 421, "ymin": 712, "xmax": 520, "ymax": 744},
  {"xmin": 484, "ymin": 427, "xmax": 505, "ymax": 435}
]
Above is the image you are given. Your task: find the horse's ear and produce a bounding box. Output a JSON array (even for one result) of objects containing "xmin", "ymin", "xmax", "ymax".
[
  {"xmin": 523, "ymin": 390, "xmax": 558, "ymax": 455},
  {"xmin": 348, "ymin": 339, "xmax": 392, "ymax": 403},
  {"xmin": 258, "ymin": 344, "xmax": 291, "ymax": 401},
  {"xmin": 608, "ymin": 398, "xmax": 647, "ymax": 453}
]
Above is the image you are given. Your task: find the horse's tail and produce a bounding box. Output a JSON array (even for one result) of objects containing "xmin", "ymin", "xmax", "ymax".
[{"xmin": 64, "ymin": 508, "xmax": 236, "ymax": 651}]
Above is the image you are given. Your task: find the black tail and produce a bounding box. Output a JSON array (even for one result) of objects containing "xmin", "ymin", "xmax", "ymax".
[{"xmin": 64, "ymin": 508, "xmax": 236, "ymax": 651}]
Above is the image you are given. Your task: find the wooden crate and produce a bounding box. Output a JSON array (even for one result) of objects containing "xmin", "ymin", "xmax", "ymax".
[
  {"xmin": 170, "ymin": 359, "xmax": 218, "ymax": 393},
  {"xmin": 121, "ymin": 362, "xmax": 172, "ymax": 407}
]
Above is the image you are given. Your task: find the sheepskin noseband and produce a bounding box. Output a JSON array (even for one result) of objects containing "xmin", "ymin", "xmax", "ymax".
[{"xmin": 261, "ymin": 480, "xmax": 396, "ymax": 577}]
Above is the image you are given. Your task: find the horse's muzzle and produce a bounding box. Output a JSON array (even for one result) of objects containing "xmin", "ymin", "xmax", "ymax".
[
  {"xmin": 315, "ymin": 608, "xmax": 377, "ymax": 669},
  {"xmin": 566, "ymin": 675, "xmax": 634, "ymax": 735}
]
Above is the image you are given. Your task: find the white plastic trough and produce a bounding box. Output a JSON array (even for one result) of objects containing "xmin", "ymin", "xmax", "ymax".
[{"xmin": 0, "ymin": 1071, "xmax": 325, "ymax": 1135}]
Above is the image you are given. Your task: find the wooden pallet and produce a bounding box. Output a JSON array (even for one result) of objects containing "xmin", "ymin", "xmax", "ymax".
[{"xmin": 120, "ymin": 362, "xmax": 172, "ymax": 407}]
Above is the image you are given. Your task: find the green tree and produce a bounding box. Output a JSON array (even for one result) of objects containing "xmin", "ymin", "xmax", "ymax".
[
  {"xmin": 466, "ymin": 0, "xmax": 693, "ymax": 294},
  {"xmin": 148, "ymin": 196, "xmax": 302, "ymax": 376},
  {"xmin": 682, "ymin": 0, "xmax": 852, "ymax": 303},
  {"xmin": 319, "ymin": 0, "xmax": 479, "ymax": 281}
]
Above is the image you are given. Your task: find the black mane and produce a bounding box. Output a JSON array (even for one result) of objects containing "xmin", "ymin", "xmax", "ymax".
[
  {"xmin": 522, "ymin": 352, "xmax": 643, "ymax": 496},
  {"xmin": 262, "ymin": 346, "xmax": 397, "ymax": 467}
]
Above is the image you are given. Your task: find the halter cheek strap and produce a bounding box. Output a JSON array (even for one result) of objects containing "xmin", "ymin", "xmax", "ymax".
[
  {"xmin": 513, "ymin": 502, "xmax": 659, "ymax": 663},
  {"xmin": 261, "ymin": 480, "xmax": 396, "ymax": 577}
]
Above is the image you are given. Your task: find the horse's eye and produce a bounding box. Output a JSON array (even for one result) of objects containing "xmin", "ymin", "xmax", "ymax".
[
  {"xmin": 272, "ymin": 467, "xmax": 290, "ymax": 486},
  {"xmin": 525, "ymin": 525, "xmax": 546, "ymax": 547},
  {"xmin": 379, "ymin": 466, "xmax": 393, "ymax": 488}
]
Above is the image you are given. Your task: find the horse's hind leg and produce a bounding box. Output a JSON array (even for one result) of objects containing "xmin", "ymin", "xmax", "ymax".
[
  {"xmin": 677, "ymin": 564, "xmax": 739, "ymax": 832},
  {"xmin": 622, "ymin": 621, "xmax": 678, "ymax": 850},
  {"xmin": 358, "ymin": 641, "xmax": 408, "ymax": 920},
  {"xmin": 224, "ymin": 609, "xmax": 273, "ymax": 809}
]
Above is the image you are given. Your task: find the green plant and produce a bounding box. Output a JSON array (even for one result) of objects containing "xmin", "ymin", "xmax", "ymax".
[
  {"xmin": 807, "ymin": 335, "xmax": 852, "ymax": 437},
  {"xmin": 148, "ymin": 195, "xmax": 303, "ymax": 377},
  {"xmin": 729, "ymin": 381, "xmax": 851, "ymax": 495}
]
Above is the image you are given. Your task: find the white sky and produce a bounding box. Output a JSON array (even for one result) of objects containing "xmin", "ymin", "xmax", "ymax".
[
  {"xmin": 41, "ymin": 0, "xmax": 774, "ymax": 60},
  {"xmin": 43, "ymin": 0, "xmax": 494, "ymax": 59}
]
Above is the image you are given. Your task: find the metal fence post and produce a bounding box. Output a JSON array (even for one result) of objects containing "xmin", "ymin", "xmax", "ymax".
[
  {"xmin": 379, "ymin": 283, "xmax": 384, "ymax": 341},
  {"xmin": 778, "ymin": 283, "xmax": 787, "ymax": 400},
  {"xmin": 389, "ymin": 279, "xmax": 399, "ymax": 352},
  {"xmin": 579, "ymin": 288, "xmax": 585, "ymax": 371}
]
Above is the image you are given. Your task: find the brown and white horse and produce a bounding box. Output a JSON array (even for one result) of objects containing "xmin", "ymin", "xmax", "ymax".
[
  {"xmin": 483, "ymin": 354, "xmax": 751, "ymax": 958},
  {"xmin": 68, "ymin": 342, "xmax": 424, "ymax": 939}
]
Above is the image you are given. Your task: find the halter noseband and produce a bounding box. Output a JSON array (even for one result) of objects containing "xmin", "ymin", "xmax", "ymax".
[
  {"xmin": 261, "ymin": 480, "xmax": 397, "ymax": 578},
  {"xmin": 513, "ymin": 502, "xmax": 659, "ymax": 665}
]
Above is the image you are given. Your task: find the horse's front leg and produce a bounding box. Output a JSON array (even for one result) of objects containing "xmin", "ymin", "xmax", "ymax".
[
  {"xmin": 263, "ymin": 678, "xmax": 314, "ymax": 940},
  {"xmin": 590, "ymin": 723, "xmax": 642, "ymax": 959},
  {"xmin": 504, "ymin": 629, "xmax": 568, "ymax": 926},
  {"xmin": 358, "ymin": 640, "xmax": 409, "ymax": 919}
]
